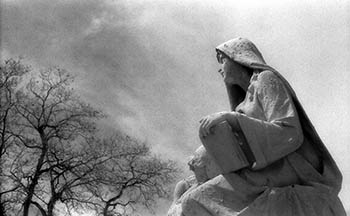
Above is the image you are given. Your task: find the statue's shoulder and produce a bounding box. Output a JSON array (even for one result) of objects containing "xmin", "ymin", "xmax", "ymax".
[
  {"xmin": 256, "ymin": 70, "xmax": 279, "ymax": 82},
  {"xmin": 255, "ymin": 70, "xmax": 284, "ymax": 90}
]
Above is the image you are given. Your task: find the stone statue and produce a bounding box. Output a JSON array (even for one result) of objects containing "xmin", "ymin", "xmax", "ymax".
[{"xmin": 167, "ymin": 38, "xmax": 346, "ymax": 216}]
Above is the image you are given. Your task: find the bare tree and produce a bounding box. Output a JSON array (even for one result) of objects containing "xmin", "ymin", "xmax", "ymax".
[
  {"xmin": 0, "ymin": 59, "xmax": 30, "ymax": 216},
  {"xmin": 41, "ymin": 133, "xmax": 178, "ymax": 216},
  {"xmin": 42, "ymin": 136, "xmax": 121, "ymax": 216},
  {"xmin": 1, "ymin": 60, "xmax": 178, "ymax": 216},
  {"xmin": 7, "ymin": 66, "xmax": 103, "ymax": 216},
  {"xmin": 84, "ymin": 135, "xmax": 178, "ymax": 216}
]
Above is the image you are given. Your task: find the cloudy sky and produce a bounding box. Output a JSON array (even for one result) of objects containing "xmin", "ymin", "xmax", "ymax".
[{"xmin": 1, "ymin": 0, "xmax": 349, "ymax": 215}]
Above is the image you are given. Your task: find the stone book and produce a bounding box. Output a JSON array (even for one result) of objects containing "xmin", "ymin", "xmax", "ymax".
[{"xmin": 200, "ymin": 121, "xmax": 250, "ymax": 174}]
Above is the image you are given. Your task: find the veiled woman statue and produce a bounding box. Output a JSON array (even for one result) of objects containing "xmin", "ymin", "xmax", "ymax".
[{"xmin": 167, "ymin": 37, "xmax": 346, "ymax": 216}]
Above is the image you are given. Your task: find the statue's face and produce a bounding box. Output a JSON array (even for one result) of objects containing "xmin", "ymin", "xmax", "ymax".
[
  {"xmin": 218, "ymin": 55, "xmax": 246, "ymax": 86},
  {"xmin": 217, "ymin": 53, "xmax": 250, "ymax": 88},
  {"xmin": 187, "ymin": 146, "xmax": 220, "ymax": 183},
  {"xmin": 188, "ymin": 148, "xmax": 209, "ymax": 183}
]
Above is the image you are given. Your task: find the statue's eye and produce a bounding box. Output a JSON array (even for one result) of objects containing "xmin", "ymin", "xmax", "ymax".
[
  {"xmin": 218, "ymin": 69, "xmax": 224, "ymax": 77},
  {"xmin": 217, "ymin": 53, "xmax": 226, "ymax": 64},
  {"xmin": 220, "ymin": 57, "xmax": 229, "ymax": 65},
  {"xmin": 218, "ymin": 57, "xmax": 223, "ymax": 64}
]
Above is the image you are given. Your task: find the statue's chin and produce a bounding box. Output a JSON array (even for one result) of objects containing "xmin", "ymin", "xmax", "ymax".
[{"xmin": 224, "ymin": 77, "xmax": 235, "ymax": 85}]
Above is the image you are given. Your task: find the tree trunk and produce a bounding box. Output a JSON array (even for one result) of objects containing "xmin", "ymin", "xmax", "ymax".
[
  {"xmin": 23, "ymin": 132, "xmax": 48, "ymax": 216},
  {"xmin": 0, "ymin": 111, "xmax": 7, "ymax": 215},
  {"xmin": 47, "ymin": 202, "xmax": 54, "ymax": 216},
  {"xmin": 31, "ymin": 201, "xmax": 47, "ymax": 216},
  {"xmin": 102, "ymin": 188, "xmax": 125, "ymax": 216},
  {"xmin": 103, "ymin": 204, "xmax": 110, "ymax": 216},
  {"xmin": 47, "ymin": 197, "xmax": 57, "ymax": 216},
  {"xmin": 0, "ymin": 194, "xmax": 6, "ymax": 216},
  {"xmin": 0, "ymin": 161, "xmax": 6, "ymax": 216}
]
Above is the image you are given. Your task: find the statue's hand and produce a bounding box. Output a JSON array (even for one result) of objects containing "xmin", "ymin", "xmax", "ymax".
[
  {"xmin": 199, "ymin": 112, "xmax": 228, "ymax": 138},
  {"xmin": 199, "ymin": 111, "xmax": 241, "ymax": 138},
  {"xmin": 173, "ymin": 180, "xmax": 189, "ymax": 201}
]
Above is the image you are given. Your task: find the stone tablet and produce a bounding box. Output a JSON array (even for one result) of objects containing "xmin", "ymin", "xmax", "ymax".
[{"xmin": 200, "ymin": 121, "xmax": 249, "ymax": 174}]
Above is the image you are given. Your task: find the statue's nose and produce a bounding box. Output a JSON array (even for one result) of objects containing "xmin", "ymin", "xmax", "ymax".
[{"xmin": 218, "ymin": 69, "xmax": 224, "ymax": 77}]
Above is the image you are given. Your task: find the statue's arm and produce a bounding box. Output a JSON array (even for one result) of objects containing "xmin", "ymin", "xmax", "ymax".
[{"xmin": 235, "ymin": 71, "xmax": 304, "ymax": 170}]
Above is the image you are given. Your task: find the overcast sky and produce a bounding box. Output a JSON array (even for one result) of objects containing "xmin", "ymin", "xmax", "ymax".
[{"xmin": 1, "ymin": 0, "xmax": 349, "ymax": 215}]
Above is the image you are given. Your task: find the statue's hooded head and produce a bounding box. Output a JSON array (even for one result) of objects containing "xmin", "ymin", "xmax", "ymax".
[{"xmin": 215, "ymin": 37, "xmax": 278, "ymax": 110}]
